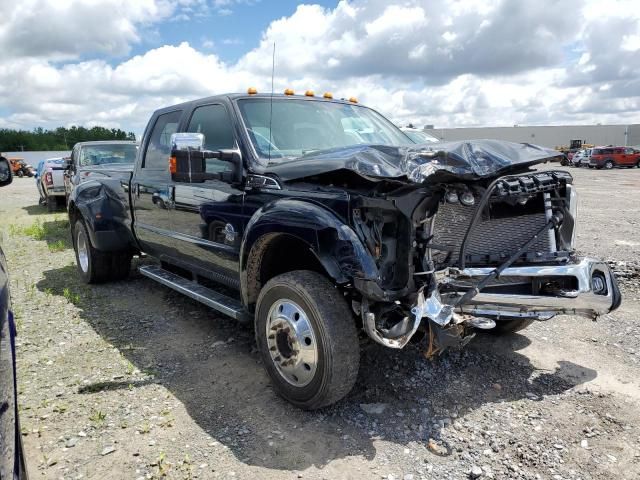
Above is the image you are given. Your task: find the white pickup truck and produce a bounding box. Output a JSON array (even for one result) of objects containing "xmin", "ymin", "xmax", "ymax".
[{"xmin": 36, "ymin": 157, "xmax": 68, "ymax": 211}]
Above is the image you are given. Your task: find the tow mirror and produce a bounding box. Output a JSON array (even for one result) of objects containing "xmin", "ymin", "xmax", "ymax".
[
  {"xmin": 169, "ymin": 133, "xmax": 242, "ymax": 183},
  {"xmin": 171, "ymin": 132, "xmax": 204, "ymax": 152},
  {"xmin": 0, "ymin": 157, "xmax": 13, "ymax": 187}
]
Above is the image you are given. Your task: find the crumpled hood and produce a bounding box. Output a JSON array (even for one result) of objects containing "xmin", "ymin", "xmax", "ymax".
[{"xmin": 266, "ymin": 140, "xmax": 563, "ymax": 184}]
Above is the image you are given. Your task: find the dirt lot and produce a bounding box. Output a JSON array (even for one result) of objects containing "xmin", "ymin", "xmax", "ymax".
[{"xmin": 1, "ymin": 166, "xmax": 639, "ymax": 480}]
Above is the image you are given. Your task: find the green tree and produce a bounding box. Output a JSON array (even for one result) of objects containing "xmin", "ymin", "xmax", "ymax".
[{"xmin": 0, "ymin": 126, "xmax": 136, "ymax": 151}]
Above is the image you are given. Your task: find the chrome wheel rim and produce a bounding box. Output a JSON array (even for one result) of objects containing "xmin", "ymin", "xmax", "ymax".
[
  {"xmin": 266, "ymin": 299, "xmax": 318, "ymax": 387},
  {"xmin": 76, "ymin": 228, "xmax": 89, "ymax": 273}
]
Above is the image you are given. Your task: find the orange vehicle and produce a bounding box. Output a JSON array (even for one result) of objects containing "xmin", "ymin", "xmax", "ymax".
[
  {"xmin": 8, "ymin": 157, "xmax": 35, "ymax": 177},
  {"xmin": 588, "ymin": 146, "xmax": 640, "ymax": 169}
]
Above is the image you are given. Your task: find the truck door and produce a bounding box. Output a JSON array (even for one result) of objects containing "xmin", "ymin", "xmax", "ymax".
[
  {"xmin": 169, "ymin": 103, "xmax": 244, "ymax": 288},
  {"xmin": 131, "ymin": 109, "xmax": 182, "ymax": 259}
]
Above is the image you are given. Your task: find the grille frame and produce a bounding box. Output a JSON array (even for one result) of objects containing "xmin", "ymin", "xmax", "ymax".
[{"xmin": 430, "ymin": 196, "xmax": 554, "ymax": 268}]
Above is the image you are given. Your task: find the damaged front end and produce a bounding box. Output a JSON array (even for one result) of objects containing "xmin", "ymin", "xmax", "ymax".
[{"xmin": 348, "ymin": 142, "xmax": 621, "ymax": 352}]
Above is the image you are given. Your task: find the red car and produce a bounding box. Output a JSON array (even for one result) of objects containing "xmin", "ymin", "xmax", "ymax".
[{"xmin": 589, "ymin": 146, "xmax": 640, "ymax": 169}]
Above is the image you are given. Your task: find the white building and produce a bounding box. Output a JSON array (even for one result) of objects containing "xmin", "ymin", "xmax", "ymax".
[{"xmin": 424, "ymin": 124, "xmax": 640, "ymax": 148}]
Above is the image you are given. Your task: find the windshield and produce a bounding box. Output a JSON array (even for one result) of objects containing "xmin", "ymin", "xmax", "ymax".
[
  {"xmin": 79, "ymin": 144, "xmax": 137, "ymax": 166},
  {"xmin": 237, "ymin": 98, "xmax": 412, "ymax": 165},
  {"xmin": 403, "ymin": 129, "xmax": 439, "ymax": 144}
]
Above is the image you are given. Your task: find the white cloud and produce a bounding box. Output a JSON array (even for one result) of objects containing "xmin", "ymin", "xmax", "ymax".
[
  {"xmin": 0, "ymin": 0, "xmax": 165, "ymax": 60},
  {"xmin": 0, "ymin": 0, "xmax": 640, "ymax": 134}
]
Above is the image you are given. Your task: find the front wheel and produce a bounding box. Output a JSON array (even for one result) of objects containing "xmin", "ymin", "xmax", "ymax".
[
  {"xmin": 604, "ymin": 160, "xmax": 614, "ymax": 169},
  {"xmin": 73, "ymin": 219, "xmax": 131, "ymax": 284},
  {"xmin": 16, "ymin": 170, "xmax": 23, "ymax": 178},
  {"xmin": 255, "ymin": 270, "xmax": 360, "ymax": 409}
]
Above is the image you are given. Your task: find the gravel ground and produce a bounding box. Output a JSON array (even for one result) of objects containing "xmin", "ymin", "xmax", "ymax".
[{"xmin": 1, "ymin": 166, "xmax": 639, "ymax": 480}]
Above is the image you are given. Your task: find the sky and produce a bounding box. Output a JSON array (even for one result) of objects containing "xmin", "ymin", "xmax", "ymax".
[{"xmin": 0, "ymin": 0, "xmax": 639, "ymax": 136}]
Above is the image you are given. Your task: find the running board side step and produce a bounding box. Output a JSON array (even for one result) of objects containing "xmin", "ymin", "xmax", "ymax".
[{"xmin": 139, "ymin": 265, "xmax": 251, "ymax": 323}]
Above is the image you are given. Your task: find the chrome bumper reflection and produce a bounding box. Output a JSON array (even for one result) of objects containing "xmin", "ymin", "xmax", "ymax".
[{"xmin": 444, "ymin": 257, "xmax": 621, "ymax": 320}]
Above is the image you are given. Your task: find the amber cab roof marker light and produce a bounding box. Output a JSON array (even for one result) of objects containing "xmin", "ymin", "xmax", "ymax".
[
  {"xmin": 305, "ymin": 90, "xmax": 315, "ymax": 97},
  {"xmin": 284, "ymin": 88, "xmax": 295, "ymax": 95},
  {"xmin": 247, "ymin": 87, "xmax": 258, "ymax": 95},
  {"xmin": 323, "ymin": 92, "xmax": 333, "ymax": 99},
  {"xmin": 348, "ymin": 96, "xmax": 358, "ymax": 103}
]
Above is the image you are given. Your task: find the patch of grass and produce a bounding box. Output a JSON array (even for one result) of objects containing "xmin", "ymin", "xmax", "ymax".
[
  {"xmin": 155, "ymin": 452, "xmax": 170, "ymax": 477},
  {"xmin": 25, "ymin": 282, "xmax": 36, "ymax": 301},
  {"xmin": 62, "ymin": 287, "xmax": 81, "ymax": 305},
  {"xmin": 48, "ymin": 240, "xmax": 66, "ymax": 252},
  {"xmin": 138, "ymin": 421, "xmax": 152, "ymax": 434},
  {"xmin": 13, "ymin": 218, "xmax": 71, "ymax": 250},
  {"xmin": 22, "ymin": 220, "xmax": 47, "ymax": 240},
  {"xmin": 89, "ymin": 410, "xmax": 107, "ymax": 424}
]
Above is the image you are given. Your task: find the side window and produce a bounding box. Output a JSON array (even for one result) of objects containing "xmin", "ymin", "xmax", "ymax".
[
  {"xmin": 143, "ymin": 110, "xmax": 182, "ymax": 169},
  {"xmin": 186, "ymin": 104, "xmax": 235, "ymax": 175},
  {"xmin": 625, "ymin": 148, "xmax": 634, "ymax": 154}
]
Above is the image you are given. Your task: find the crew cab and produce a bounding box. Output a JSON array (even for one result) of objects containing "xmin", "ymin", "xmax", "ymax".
[
  {"xmin": 67, "ymin": 91, "xmax": 621, "ymax": 409},
  {"xmin": 63, "ymin": 141, "xmax": 139, "ymax": 201}
]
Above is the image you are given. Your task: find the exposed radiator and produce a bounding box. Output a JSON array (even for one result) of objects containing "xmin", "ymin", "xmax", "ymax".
[{"xmin": 431, "ymin": 201, "xmax": 552, "ymax": 266}]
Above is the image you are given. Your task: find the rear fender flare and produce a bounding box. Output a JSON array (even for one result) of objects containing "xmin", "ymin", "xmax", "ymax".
[{"xmin": 68, "ymin": 179, "xmax": 136, "ymax": 252}]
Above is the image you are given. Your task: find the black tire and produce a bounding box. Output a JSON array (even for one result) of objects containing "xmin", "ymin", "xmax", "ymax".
[
  {"xmin": 255, "ymin": 270, "xmax": 359, "ymax": 409},
  {"xmin": 636, "ymin": 160, "xmax": 640, "ymax": 168},
  {"xmin": 489, "ymin": 318, "xmax": 535, "ymax": 335},
  {"xmin": 73, "ymin": 219, "xmax": 131, "ymax": 284},
  {"xmin": 604, "ymin": 160, "xmax": 614, "ymax": 169},
  {"xmin": 55, "ymin": 196, "xmax": 66, "ymax": 208},
  {"xmin": 16, "ymin": 170, "xmax": 23, "ymax": 178}
]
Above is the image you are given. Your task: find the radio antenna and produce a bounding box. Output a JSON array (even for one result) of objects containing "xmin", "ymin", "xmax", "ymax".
[{"xmin": 268, "ymin": 42, "xmax": 275, "ymax": 163}]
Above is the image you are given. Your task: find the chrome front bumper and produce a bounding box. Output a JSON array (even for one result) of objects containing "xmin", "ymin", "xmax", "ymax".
[
  {"xmin": 442, "ymin": 257, "xmax": 621, "ymax": 320},
  {"xmin": 363, "ymin": 258, "xmax": 621, "ymax": 350}
]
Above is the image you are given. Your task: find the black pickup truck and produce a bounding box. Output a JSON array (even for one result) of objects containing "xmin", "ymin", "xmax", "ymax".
[
  {"xmin": 63, "ymin": 140, "xmax": 139, "ymax": 204},
  {"xmin": 67, "ymin": 91, "xmax": 621, "ymax": 409}
]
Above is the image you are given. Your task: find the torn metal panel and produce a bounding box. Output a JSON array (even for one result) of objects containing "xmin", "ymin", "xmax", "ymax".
[
  {"xmin": 266, "ymin": 140, "xmax": 563, "ymax": 184},
  {"xmin": 401, "ymin": 140, "xmax": 563, "ymax": 183}
]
